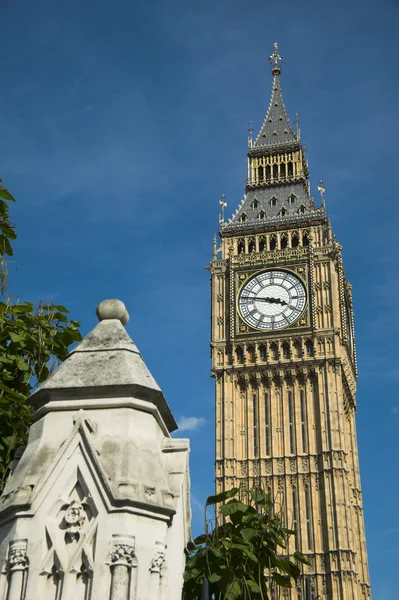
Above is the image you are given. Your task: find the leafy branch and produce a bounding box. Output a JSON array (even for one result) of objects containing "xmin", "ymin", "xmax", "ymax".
[
  {"xmin": 183, "ymin": 487, "xmax": 309, "ymax": 600},
  {"xmin": 0, "ymin": 180, "xmax": 81, "ymax": 491}
]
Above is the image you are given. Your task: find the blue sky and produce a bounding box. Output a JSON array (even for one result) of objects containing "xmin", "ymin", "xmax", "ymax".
[{"xmin": 1, "ymin": 0, "xmax": 398, "ymax": 595}]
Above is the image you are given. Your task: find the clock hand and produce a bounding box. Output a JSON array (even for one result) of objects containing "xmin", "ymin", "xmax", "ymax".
[{"xmin": 243, "ymin": 295, "xmax": 288, "ymax": 306}]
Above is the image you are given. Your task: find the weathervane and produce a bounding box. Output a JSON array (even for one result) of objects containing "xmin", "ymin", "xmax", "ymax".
[
  {"xmin": 269, "ymin": 41, "xmax": 282, "ymax": 75},
  {"xmin": 318, "ymin": 180, "xmax": 326, "ymax": 202},
  {"xmin": 219, "ymin": 194, "xmax": 227, "ymax": 223}
]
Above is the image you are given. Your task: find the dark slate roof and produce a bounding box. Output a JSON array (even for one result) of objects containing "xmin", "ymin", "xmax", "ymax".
[
  {"xmin": 221, "ymin": 182, "xmax": 325, "ymax": 234},
  {"xmin": 253, "ymin": 74, "xmax": 296, "ymax": 148}
]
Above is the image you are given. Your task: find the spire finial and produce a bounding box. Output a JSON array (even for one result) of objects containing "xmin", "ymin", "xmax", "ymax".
[
  {"xmin": 269, "ymin": 41, "xmax": 282, "ymax": 75},
  {"xmin": 248, "ymin": 121, "xmax": 253, "ymax": 147},
  {"xmin": 318, "ymin": 180, "xmax": 326, "ymax": 201},
  {"xmin": 219, "ymin": 194, "xmax": 227, "ymax": 224},
  {"xmin": 96, "ymin": 299, "xmax": 129, "ymax": 325},
  {"xmin": 295, "ymin": 113, "xmax": 300, "ymax": 140}
]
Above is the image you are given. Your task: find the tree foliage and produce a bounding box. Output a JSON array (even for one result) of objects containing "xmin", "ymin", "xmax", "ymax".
[
  {"xmin": 0, "ymin": 179, "xmax": 81, "ymax": 491},
  {"xmin": 183, "ymin": 487, "xmax": 309, "ymax": 600}
]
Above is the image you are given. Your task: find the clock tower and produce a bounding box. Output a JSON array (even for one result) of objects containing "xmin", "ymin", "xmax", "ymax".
[{"xmin": 208, "ymin": 43, "xmax": 371, "ymax": 599}]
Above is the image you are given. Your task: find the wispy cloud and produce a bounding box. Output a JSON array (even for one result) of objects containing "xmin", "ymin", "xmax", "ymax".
[
  {"xmin": 391, "ymin": 407, "xmax": 399, "ymax": 415},
  {"xmin": 384, "ymin": 527, "xmax": 399, "ymax": 535},
  {"xmin": 177, "ymin": 416, "xmax": 206, "ymax": 432}
]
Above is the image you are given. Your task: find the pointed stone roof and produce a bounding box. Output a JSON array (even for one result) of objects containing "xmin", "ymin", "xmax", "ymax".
[
  {"xmin": 253, "ymin": 74, "xmax": 296, "ymax": 148},
  {"xmin": 252, "ymin": 42, "xmax": 296, "ymax": 149},
  {"xmin": 30, "ymin": 299, "xmax": 177, "ymax": 432}
]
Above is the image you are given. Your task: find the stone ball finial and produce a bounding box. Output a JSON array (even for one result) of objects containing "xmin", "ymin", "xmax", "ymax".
[{"xmin": 96, "ymin": 299, "xmax": 129, "ymax": 325}]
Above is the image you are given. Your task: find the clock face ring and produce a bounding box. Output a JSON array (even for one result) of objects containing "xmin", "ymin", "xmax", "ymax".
[{"xmin": 238, "ymin": 269, "xmax": 306, "ymax": 331}]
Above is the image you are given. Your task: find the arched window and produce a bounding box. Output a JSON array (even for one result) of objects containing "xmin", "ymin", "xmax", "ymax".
[
  {"xmin": 287, "ymin": 162, "xmax": 293, "ymax": 177},
  {"xmin": 253, "ymin": 394, "xmax": 258, "ymax": 457},
  {"xmin": 259, "ymin": 236, "xmax": 266, "ymax": 251},
  {"xmin": 291, "ymin": 232, "xmax": 299, "ymax": 248},
  {"xmin": 248, "ymin": 238, "xmax": 256, "ymax": 253},
  {"xmin": 269, "ymin": 235, "xmax": 277, "ymax": 251},
  {"xmin": 266, "ymin": 165, "xmax": 271, "ymax": 180},
  {"xmin": 237, "ymin": 239, "xmax": 245, "ymax": 254},
  {"xmin": 300, "ymin": 389, "xmax": 308, "ymax": 453},
  {"xmin": 305, "ymin": 340, "xmax": 314, "ymax": 356},
  {"xmin": 299, "ymin": 205, "xmax": 306, "ymax": 214},
  {"xmin": 288, "ymin": 390, "xmax": 295, "ymax": 453},
  {"xmin": 282, "ymin": 342, "xmax": 290, "ymax": 359},
  {"xmin": 280, "ymin": 207, "xmax": 287, "ymax": 217},
  {"xmin": 302, "ymin": 232, "xmax": 309, "ymax": 246},
  {"xmin": 240, "ymin": 213, "xmax": 247, "ymax": 223},
  {"xmin": 258, "ymin": 166, "xmax": 264, "ymax": 182},
  {"xmin": 270, "ymin": 196, "xmax": 277, "ymax": 207},
  {"xmin": 273, "ymin": 164, "xmax": 278, "ymax": 179},
  {"xmin": 258, "ymin": 210, "xmax": 265, "ymax": 221},
  {"xmin": 280, "ymin": 163, "xmax": 286, "ymax": 178},
  {"xmin": 293, "ymin": 340, "xmax": 302, "ymax": 358},
  {"xmin": 259, "ymin": 344, "xmax": 267, "ymax": 360},
  {"xmin": 252, "ymin": 198, "xmax": 259, "ymax": 209},
  {"xmin": 270, "ymin": 342, "xmax": 279, "ymax": 360},
  {"xmin": 236, "ymin": 346, "xmax": 244, "ymax": 362},
  {"xmin": 264, "ymin": 392, "xmax": 271, "ymax": 456},
  {"xmin": 281, "ymin": 234, "xmax": 288, "ymax": 249},
  {"xmin": 289, "ymin": 194, "xmax": 296, "ymax": 204}
]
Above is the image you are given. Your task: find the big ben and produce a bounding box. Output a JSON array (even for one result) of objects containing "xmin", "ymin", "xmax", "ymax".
[{"xmin": 208, "ymin": 43, "xmax": 371, "ymax": 599}]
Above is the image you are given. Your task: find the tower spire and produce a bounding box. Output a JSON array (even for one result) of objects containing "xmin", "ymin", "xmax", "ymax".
[{"xmin": 253, "ymin": 42, "xmax": 295, "ymax": 148}]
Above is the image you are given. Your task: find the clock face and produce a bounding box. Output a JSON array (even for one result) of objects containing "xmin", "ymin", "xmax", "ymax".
[{"xmin": 238, "ymin": 270, "xmax": 306, "ymax": 331}]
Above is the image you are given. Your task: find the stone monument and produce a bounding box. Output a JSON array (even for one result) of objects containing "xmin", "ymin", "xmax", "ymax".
[{"xmin": 0, "ymin": 300, "xmax": 191, "ymax": 600}]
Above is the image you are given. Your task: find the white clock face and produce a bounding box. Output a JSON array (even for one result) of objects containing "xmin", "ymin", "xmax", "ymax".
[{"xmin": 238, "ymin": 270, "xmax": 306, "ymax": 331}]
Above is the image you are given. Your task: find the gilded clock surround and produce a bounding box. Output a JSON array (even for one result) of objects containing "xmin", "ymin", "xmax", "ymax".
[
  {"xmin": 236, "ymin": 267, "xmax": 308, "ymax": 334},
  {"xmin": 208, "ymin": 43, "xmax": 371, "ymax": 599}
]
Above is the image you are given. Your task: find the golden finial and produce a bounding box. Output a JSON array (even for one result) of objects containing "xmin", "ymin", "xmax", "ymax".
[
  {"xmin": 317, "ymin": 180, "xmax": 326, "ymax": 201},
  {"xmin": 269, "ymin": 41, "xmax": 282, "ymax": 75},
  {"xmin": 219, "ymin": 194, "xmax": 227, "ymax": 223}
]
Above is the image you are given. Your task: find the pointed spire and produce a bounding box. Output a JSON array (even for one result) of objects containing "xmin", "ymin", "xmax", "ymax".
[{"xmin": 253, "ymin": 42, "xmax": 296, "ymax": 148}]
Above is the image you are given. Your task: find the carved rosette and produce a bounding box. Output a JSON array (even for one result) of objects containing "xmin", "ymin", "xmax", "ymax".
[{"xmin": 64, "ymin": 500, "xmax": 86, "ymax": 541}]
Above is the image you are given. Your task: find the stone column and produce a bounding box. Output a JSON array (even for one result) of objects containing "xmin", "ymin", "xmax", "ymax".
[
  {"xmin": 148, "ymin": 543, "xmax": 166, "ymax": 599},
  {"xmin": 6, "ymin": 540, "xmax": 28, "ymax": 600},
  {"xmin": 109, "ymin": 536, "xmax": 137, "ymax": 600}
]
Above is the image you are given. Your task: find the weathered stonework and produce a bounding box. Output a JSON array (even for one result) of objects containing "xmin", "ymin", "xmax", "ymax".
[
  {"xmin": 209, "ymin": 44, "xmax": 371, "ymax": 599},
  {"xmin": 0, "ymin": 299, "xmax": 191, "ymax": 600}
]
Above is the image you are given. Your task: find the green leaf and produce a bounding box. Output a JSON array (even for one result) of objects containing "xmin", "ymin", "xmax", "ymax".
[
  {"xmin": 0, "ymin": 187, "xmax": 15, "ymax": 201},
  {"xmin": 208, "ymin": 572, "xmax": 222, "ymax": 583},
  {"xmin": 272, "ymin": 572, "xmax": 292, "ymax": 587},
  {"xmin": 193, "ymin": 534, "xmax": 207, "ymax": 545},
  {"xmin": 16, "ymin": 356, "xmax": 29, "ymax": 371},
  {"xmin": 244, "ymin": 579, "xmax": 261, "ymax": 594},
  {"xmin": 224, "ymin": 580, "xmax": 242, "ymax": 600},
  {"xmin": 206, "ymin": 487, "xmax": 239, "ymax": 506},
  {"xmin": 219, "ymin": 500, "xmax": 248, "ymax": 517},
  {"xmin": 240, "ymin": 528, "xmax": 258, "ymax": 542},
  {"xmin": 293, "ymin": 551, "xmax": 311, "ymax": 565},
  {"xmin": 249, "ymin": 488, "xmax": 269, "ymax": 505},
  {"xmin": 9, "ymin": 332, "xmax": 25, "ymax": 344}
]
